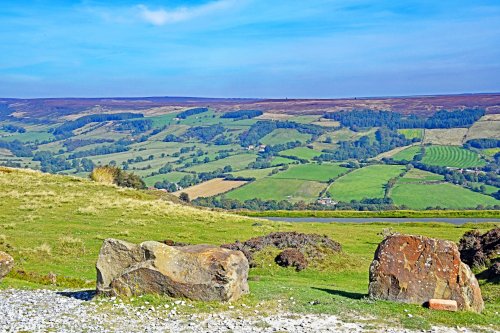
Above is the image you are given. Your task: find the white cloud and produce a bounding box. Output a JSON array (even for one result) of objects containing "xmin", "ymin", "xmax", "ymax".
[{"xmin": 137, "ymin": 1, "xmax": 236, "ymax": 26}]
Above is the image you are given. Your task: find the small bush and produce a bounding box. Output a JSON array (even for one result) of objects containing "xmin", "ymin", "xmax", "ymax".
[
  {"xmin": 90, "ymin": 166, "xmax": 145, "ymax": 189},
  {"xmin": 34, "ymin": 243, "xmax": 52, "ymax": 256},
  {"xmin": 90, "ymin": 166, "xmax": 116, "ymax": 184},
  {"xmin": 59, "ymin": 236, "xmax": 85, "ymax": 255}
]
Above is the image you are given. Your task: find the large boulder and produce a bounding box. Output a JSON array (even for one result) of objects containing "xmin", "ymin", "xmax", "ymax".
[
  {"xmin": 0, "ymin": 251, "xmax": 14, "ymax": 280},
  {"xmin": 369, "ymin": 234, "xmax": 484, "ymax": 313},
  {"xmin": 96, "ymin": 239, "xmax": 249, "ymax": 302}
]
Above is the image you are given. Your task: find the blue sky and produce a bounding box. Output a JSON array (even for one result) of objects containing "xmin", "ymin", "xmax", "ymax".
[{"xmin": 1, "ymin": 0, "xmax": 499, "ymax": 98}]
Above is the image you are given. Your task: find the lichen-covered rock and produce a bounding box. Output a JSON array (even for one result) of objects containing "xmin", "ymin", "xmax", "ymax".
[
  {"xmin": 275, "ymin": 249, "xmax": 308, "ymax": 271},
  {"xmin": 369, "ymin": 234, "xmax": 484, "ymax": 313},
  {"xmin": 0, "ymin": 251, "xmax": 14, "ymax": 280},
  {"xmin": 96, "ymin": 239, "xmax": 249, "ymax": 302}
]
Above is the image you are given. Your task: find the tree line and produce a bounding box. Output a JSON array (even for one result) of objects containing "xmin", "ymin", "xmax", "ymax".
[
  {"xmin": 177, "ymin": 108, "xmax": 208, "ymax": 119},
  {"xmin": 239, "ymin": 121, "xmax": 324, "ymax": 147},
  {"xmin": 52, "ymin": 113, "xmax": 144, "ymax": 136},
  {"xmin": 324, "ymin": 109, "xmax": 485, "ymax": 130},
  {"xmin": 317, "ymin": 127, "xmax": 417, "ymax": 161}
]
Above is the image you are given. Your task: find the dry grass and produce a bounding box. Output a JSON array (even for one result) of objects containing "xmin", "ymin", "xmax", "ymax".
[
  {"xmin": 423, "ymin": 128, "xmax": 468, "ymax": 145},
  {"xmin": 0, "ymin": 148, "xmax": 13, "ymax": 157},
  {"xmin": 255, "ymin": 113, "xmax": 294, "ymax": 120},
  {"xmin": 466, "ymin": 116, "xmax": 500, "ymax": 140},
  {"xmin": 59, "ymin": 236, "xmax": 86, "ymax": 255},
  {"xmin": 372, "ymin": 144, "xmax": 417, "ymax": 160},
  {"xmin": 174, "ymin": 178, "xmax": 248, "ymax": 200},
  {"xmin": 311, "ymin": 119, "xmax": 340, "ymax": 127}
]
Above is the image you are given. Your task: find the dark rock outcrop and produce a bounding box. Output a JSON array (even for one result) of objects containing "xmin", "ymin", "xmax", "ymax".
[
  {"xmin": 487, "ymin": 262, "xmax": 500, "ymax": 279},
  {"xmin": 275, "ymin": 249, "xmax": 308, "ymax": 271},
  {"xmin": 222, "ymin": 232, "xmax": 341, "ymax": 267},
  {"xmin": 369, "ymin": 234, "xmax": 484, "ymax": 313},
  {"xmin": 0, "ymin": 251, "xmax": 14, "ymax": 280},
  {"xmin": 458, "ymin": 228, "xmax": 499, "ymax": 268},
  {"xmin": 96, "ymin": 239, "xmax": 249, "ymax": 301}
]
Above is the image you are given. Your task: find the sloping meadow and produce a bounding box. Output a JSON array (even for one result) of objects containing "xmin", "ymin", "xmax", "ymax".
[{"xmin": 0, "ymin": 167, "xmax": 498, "ymax": 329}]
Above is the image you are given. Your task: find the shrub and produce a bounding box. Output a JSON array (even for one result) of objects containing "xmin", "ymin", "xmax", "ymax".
[
  {"xmin": 90, "ymin": 166, "xmax": 145, "ymax": 189},
  {"xmin": 179, "ymin": 192, "xmax": 190, "ymax": 203},
  {"xmin": 90, "ymin": 166, "xmax": 117, "ymax": 184}
]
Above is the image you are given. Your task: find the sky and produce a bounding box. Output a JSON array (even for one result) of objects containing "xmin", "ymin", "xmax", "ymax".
[{"xmin": 0, "ymin": 0, "xmax": 499, "ymax": 98}]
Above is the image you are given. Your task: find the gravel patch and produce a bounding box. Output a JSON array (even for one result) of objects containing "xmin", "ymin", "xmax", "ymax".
[{"xmin": 0, "ymin": 289, "xmax": 492, "ymax": 333}]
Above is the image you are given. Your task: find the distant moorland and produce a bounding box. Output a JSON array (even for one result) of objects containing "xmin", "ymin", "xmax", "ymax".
[{"xmin": 0, "ymin": 93, "xmax": 499, "ymax": 211}]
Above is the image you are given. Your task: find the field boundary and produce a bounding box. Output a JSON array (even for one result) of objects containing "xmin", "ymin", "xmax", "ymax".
[{"xmin": 236, "ymin": 210, "xmax": 500, "ymax": 218}]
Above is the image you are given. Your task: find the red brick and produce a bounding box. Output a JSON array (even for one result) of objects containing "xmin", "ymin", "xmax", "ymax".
[{"xmin": 428, "ymin": 299, "xmax": 458, "ymax": 312}]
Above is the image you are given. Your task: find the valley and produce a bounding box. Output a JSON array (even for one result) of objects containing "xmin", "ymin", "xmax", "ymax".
[{"xmin": 0, "ymin": 95, "xmax": 499, "ymax": 211}]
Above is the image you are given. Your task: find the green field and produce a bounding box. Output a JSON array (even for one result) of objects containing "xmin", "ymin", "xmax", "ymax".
[
  {"xmin": 397, "ymin": 168, "xmax": 444, "ymax": 183},
  {"xmin": 224, "ymin": 178, "xmax": 326, "ymax": 203},
  {"xmin": 0, "ymin": 168, "xmax": 498, "ymax": 330},
  {"xmin": 279, "ymin": 147, "xmax": 322, "ymax": 160},
  {"xmin": 1, "ymin": 131, "xmax": 54, "ymax": 143},
  {"xmin": 422, "ymin": 145, "xmax": 486, "ymax": 168},
  {"xmin": 482, "ymin": 147, "xmax": 500, "ymax": 157},
  {"xmin": 468, "ymin": 182, "xmax": 500, "ymax": 195},
  {"xmin": 147, "ymin": 113, "xmax": 179, "ymax": 127},
  {"xmin": 143, "ymin": 171, "xmax": 191, "ymax": 186},
  {"xmin": 328, "ymin": 165, "xmax": 405, "ymax": 202},
  {"xmin": 272, "ymin": 163, "xmax": 347, "ymax": 182},
  {"xmin": 398, "ymin": 128, "xmax": 424, "ymax": 140},
  {"xmin": 271, "ymin": 156, "xmax": 298, "ymax": 166},
  {"xmin": 230, "ymin": 167, "xmax": 276, "ymax": 179},
  {"xmin": 392, "ymin": 146, "xmax": 421, "ymax": 161},
  {"xmin": 260, "ymin": 129, "xmax": 312, "ymax": 145},
  {"xmin": 184, "ymin": 154, "xmax": 257, "ymax": 172},
  {"xmin": 391, "ymin": 182, "xmax": 499, "ymax": 209}
]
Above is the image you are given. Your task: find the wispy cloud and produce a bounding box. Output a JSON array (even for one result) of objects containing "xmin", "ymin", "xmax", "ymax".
[{"xmin": 137, "ymin": 1, "xmax": 237, "ymax": 26}]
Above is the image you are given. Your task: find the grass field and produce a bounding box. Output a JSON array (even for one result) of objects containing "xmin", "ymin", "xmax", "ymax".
[
  {"xmin": 482, "ymin": 147, "xmax": 500, "ymax": 157},
  {"xmin": 468, "ymin": 182, "xmax": 500, "ymax": 195},
  {"xmin": 423, "ymin": 128, "xmax": 468, "ymax": 145},
  {"xmin": 398, "ymin": 129, "xmax": 423, "ymax": 140},
  {"xmin": 279, "ymin": 147, "xmax": 322, "ymax": 160},
  {"xmin": 466, "ymin": 115, "xmax": 500, "ymax": 140},
  {"xmin": 174, "ymin": 178, "xmax": 248, "ymax": 199},
  {"xmin": 374, "ymin": 144, "xmax": 415, "ymax": 160},
  {"xmin": 329, "ymin": 128, "xmax": 376, "ymax": 143},
  {"xmin": 229, "ymin": 167, "xmax": 276, "ymax": 179},
  {"xmin": 397, "ymin": 168, "xmax": 444, "ymax": 183},
  {"xmin": 224, "ymin": 178, "xmax": 326, "ymax": 203},
  {"xmin": 0, "ymin": 168, "xmax": 498, "ymax": 330},
  {"xmin": 184, "ymin": 154, "xmax": 257, "ymax": 173},
  {"xmin": 422, "ymin": 145, "xmax": 486, "ymax": 168},
  {"xmin": 271, "ymin": 156, "xmax": 298, "ymax": 166},
  {"xmin": 391, "ymin": 182, "xmax": 499, "ymax": 209},
  {"xmin": 328, "ymin": 165, "xmax": 405, "ymax": 202},
  {"xmin": 143, "ymin": 172, "xmax": 191, "ymax": 187},
  {"xmin": 272, "ymin": 163, "xmax": 347, "ymax": 182},
  {"xmin": 260, "ymin": 129, "xmax": 312, "ymax": 145},
  {"xmin": 392, "ymin": 146, "xmax": 422, "ymax": 161},
  {"xmin": 311, "ymin": 119, "xmax": 340, "ymax": 127}
]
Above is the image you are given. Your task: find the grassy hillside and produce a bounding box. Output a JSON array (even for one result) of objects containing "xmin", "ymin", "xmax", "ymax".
[
  {"xmin": 328, "ymin": 165, "xmax": 405, "ymax": 201},
  {"xmin": 272, "ymin": 163, "xmax": 348, "ymax": 182},
  {"xmin": 224, "ymin": 178, "xmax": 326, "ymax": 203},
  {"xmin": 0, "ymin": 167, "xmax": 499, "ymax": 329},
  {"xmin": 392, "ymin": 182, "xmax": 499, "ymax": 209}
]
